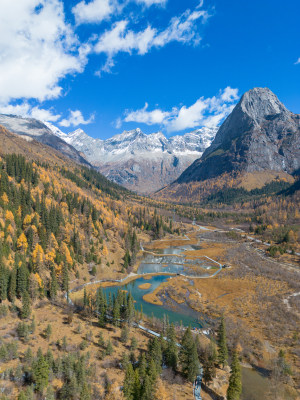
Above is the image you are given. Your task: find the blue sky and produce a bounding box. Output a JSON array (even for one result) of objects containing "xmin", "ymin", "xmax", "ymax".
[{"xmin": 0, "ymin": 0, "xmax": 299, "ymax": 139}]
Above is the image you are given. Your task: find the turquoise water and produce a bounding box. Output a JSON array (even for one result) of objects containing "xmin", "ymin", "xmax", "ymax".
[{"xmin": 102, "ymin": 274, "xmax": 204, "ymax": 328}]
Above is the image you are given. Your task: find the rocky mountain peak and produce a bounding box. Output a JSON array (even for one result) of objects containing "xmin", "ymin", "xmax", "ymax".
[
  {"xmin": 177, "ymin": 87, "xmax": 300, "ymax": 184},
  {"xmin": 239, "ymin": 87, "xmax": 289, "ymax": 122},
  {"xmin": 202, "ymin": 87, "xmax": 295, "ymax": 159}
]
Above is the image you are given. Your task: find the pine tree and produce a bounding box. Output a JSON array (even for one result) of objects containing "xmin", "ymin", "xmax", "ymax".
[
  {"xmin": 121, "ymin": 325, "xmax": 129, "ymax": 344},
  {"xmin": 106, "ymin": 339, "xmax": 113, "ymax": 356},
  {"xmin": 125, "ymin": 292, "xmax": 135, "ymax": 324},
  {"xmin": 0, "ymin": 265, "xmax": 8, "ymax": 302},
  {"xmin": 17, "ymin": 263, "xmax": 29, "ymax": 298},
  {"xmin": 80, "ymin": 382, "xmax": 91, "ymax": 400},
  {"xmin": 8, "ymin": 268, "xmax": 17, "ymax": 302},
  {"xmin": 21, "ymin": 291, "xmax": 31, "ymax": 319},
  {"xmin": 138, "ymin": 353, "xmax": 147, "ymax": 382},
  {"xmin": 98, "ymin": 332, "xmax": 105, "ymax": 347},
  {"xmin": 140, "ymin": 375, "xmax": 152, "ymax": 400},
  {"xmin": 17, "ymin": 392, "xmax": 27, "ymax": 400},
  {"xmin": 179, "ymin": 327, "xmax": 200, "ymax": 382},
  {"xmin": 227, "ymin": 351, "xmax": 242, "ymax": 400},
  {"xmin": 49, "ymin": 268, "xmax": 58, "ymax": 299},
  {"xmin": 202, "ymin": 352, "xmax": 215, "ymax": 385},
  {"xmin": 33, "ymin": 350, "xmax": 49, "ymax": 393},
  {"xmin": 123, "ymin": 363, "xmax": 135, "ymax": 400},
  {"xmin": 147, "ymin": 358, "xmax": 158, "ymax": 386},
  {"xmin": 147, "ymin": 338, "xmax": 162, "ymax": 374},
  {"xmin": 217, "ymin": 315, "xmax": 228, "ymax": 368},
  {"xmin": 44, "ymin": 324, "xmax": 52, "ymax": 341},
  {"xmin": 165, "ymin": 323, "xmax": 178, "ymax": 371}
]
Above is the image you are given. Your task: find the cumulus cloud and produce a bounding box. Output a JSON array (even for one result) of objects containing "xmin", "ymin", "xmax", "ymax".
[
  {"xmin": 59, "ymin": 110, "xmax": 95, "ymax": 127},
  {"xmin": 0, "ymin": 103, "xmax": 61, "ymax": 122},
  {"xmin": 121, "ymin": 87, "xmax": 239, "ymax": 132},
  {"xmin": 124, "ymin": 103, "xmax": 170, "ymax": 125},
  {"xmin": 94, "ymin": 7, "xmax": 209, "ymax": 73},
  {"xmin": 72, "ymin": 0, "xmax": 121, "ymax": 25},
  {"xmin": 0, "ymin": 0, "xmax": 89, "ymax": 104}
]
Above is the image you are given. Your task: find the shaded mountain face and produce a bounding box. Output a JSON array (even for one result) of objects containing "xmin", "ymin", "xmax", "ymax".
[
  {"xmin": 54, "ymin": 127, "xmax": 217, "ymax": 194},
  {"xmin": 0, "ymin": 114, "xmax": 90, "ymax": 166},
  {"xmin": 177, "ymin": 87, "xmax": 300, "ymax": 184}
]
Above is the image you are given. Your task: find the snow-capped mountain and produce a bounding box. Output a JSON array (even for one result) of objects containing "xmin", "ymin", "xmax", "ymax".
[
  {"xmin": 0, "ymin": 114, "xmax": 90, "ymax": 166},
  {"xmin": 51, "ymin": 126, "xmax": 217, "ymax": 193}
]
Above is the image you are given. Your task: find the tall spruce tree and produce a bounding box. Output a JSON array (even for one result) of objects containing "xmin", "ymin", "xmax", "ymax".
[
  {"xmin": 8, "ymin": 268, "xmax": 17, "ymax": 302},
  {"xmin": 217, "ymin": 315, "xmax": 228, "ymax": 368},
  {"xmin": 179, "ymin": 327, "xmax": 200, "ymax": 382},
  {"xmin": 165, "ymin": 323, "xmax": 178, "ymax": 371},
  {"xmin": 21, "ymin": 291, "xmax": 31, "ymax": 319},
  {"xmin": 123, "ymin": 363, "xmax": 135, "ymax": 400},
  {"xmin": 227, "ymin": 351, "xmax": 242, "ymax": 400},
  {"xmin": 33, "ymin": 350, "xmax": 49, "ymax": 393}
]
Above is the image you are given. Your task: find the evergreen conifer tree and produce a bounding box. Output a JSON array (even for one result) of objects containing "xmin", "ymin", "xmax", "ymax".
[
  {"xmin": 8, "ymin": 268, "xmax": 17, "ymax": 302},
  {"xmin": 49, "ymin": 269, "xmax": 58, "ymax": 300},
  {"xmin": 227, "ymin": 351, "xmax": 242, "ymax": 400},
  {"xmin": 165, "ymin": 323, "xmax": 178, "ymax": 371},
  {"xmin": 33, "ymin": 350, "xmax": 49, "ymax": 393},
  {"xmin": 217, "ymin": 315, "xmax": 228, "ymax": 368},
  {"xmin": 21, "ymin": 291, "xmax": 31, "ymax": 319},
  {"xmin": 123, "ymin": 363, "xmax": 135, "ymax": 400},
  {"xmin": 179, "ymin": 327, "xmax": 200, "ymax": 382}
]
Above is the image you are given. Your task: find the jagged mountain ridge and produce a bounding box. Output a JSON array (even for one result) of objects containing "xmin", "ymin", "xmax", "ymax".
[
  {"xmin": 53, "ymin": 126, "xmax": 217, "ymax": 193},
  {"xmin": 0, "ymin": 114, "xmax": 90, "ymax": 167},
  {"xmin": 177, "ymin": 87, "xmax": 300, "ymax": 184}
]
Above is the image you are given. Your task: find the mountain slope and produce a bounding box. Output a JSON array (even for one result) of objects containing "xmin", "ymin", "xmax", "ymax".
[
  {"xmin": 56, "ymin": 127, "xmax": 217, "ymax": 194},
  {"xmin": 0, "ymin": 114, "xmax": 90, "ymax": 166},
  {"xmin": 157, "ymin": 87, "xmax": 300, "ymax": 203}
]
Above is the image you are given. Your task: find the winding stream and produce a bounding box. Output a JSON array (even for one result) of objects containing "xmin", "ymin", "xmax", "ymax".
[{"xmin": 70, "ymin": 227, "xmax": 272, "ymax": 400}]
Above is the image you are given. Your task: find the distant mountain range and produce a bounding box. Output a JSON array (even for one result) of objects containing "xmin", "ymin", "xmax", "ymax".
[
  {"xmin": 52, "ymin": 126, "xmax": 217, "ymax": 193},
  {"xmin": 158, "ymin": 87, "xmax": 300, "ymax": 202},
  {"xmin": 0, "ymin": 113, "xmax": 217, "ymax": 194}
]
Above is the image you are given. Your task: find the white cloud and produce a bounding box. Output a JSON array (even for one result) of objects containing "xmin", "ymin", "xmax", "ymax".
[
  {"xmin": 295, "ymin": 58, "xmax": 300, "ymax": 65},
  {"xmin": 135, "ymin": 0, "xmax": 167, "ymax": 6},
  {"xmin": 72, "ymin": 0, "xmax": 120, "ymax": 25},
  {"xmin": 0, "ymin": 102, "xmax": 94, "ymax": 127},
  {"xmin": 221, "ymin": 86, "xmax": 239, "ymax": 102},
  {"xmin": 72, "ymin": 0, "xmax": 167, "ymax": 26},
  {"xmin": 121, "ymin": 87, "xmax": 239, "ymax": 132},
  {"xmin": 114, "ymin": 117, "xmax": 122, "ymax": 129},
  {"xmin": 0, "ymin": 0, "xmax": 89, "ymax": 104},
  {"xmin": 59, "ymin": 110, "xmax": 95, "ymax": 127},
  {"xmin": 94, "ymin": 7, "xmax": 209, "ymax": 73},
  {"xmin": 0, "ymin": 103, "xmax": 61, "ymax": 122},
  {"xmin": 124, "ymin": 103, "xmax": 170, "ymax": 125}
]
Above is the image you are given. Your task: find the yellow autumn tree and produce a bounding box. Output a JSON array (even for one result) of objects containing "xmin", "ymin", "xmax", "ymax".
[
  {"xmin": 102, "ymin": 244, "xmax": 108, "ymax": 256},
  {"xmin": 61, "ymin": 242, "xmax": 73, "ymax": 266},
  {"xmin": 32, "ymin": 243, "xmax": 44, "ymax": 272},
  {"xmin": 17, "ymin": 232, "xmax": 28, "ymax": 253},
  {"xmin": 1, "ymin": 193, "xmax": 9, "ymax": 205},
  {"xmin": 5, "ymin": 210, "xmax": 14, "ymax": 223},
  {"xmin": 23, "ymin": 214, "xmax": 32, "ymax": 228}
]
